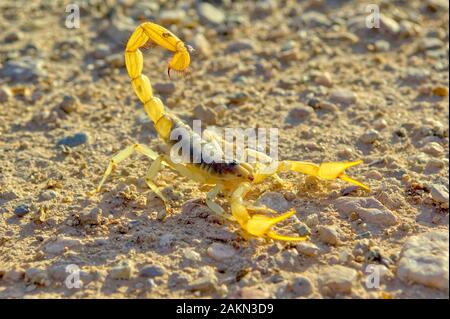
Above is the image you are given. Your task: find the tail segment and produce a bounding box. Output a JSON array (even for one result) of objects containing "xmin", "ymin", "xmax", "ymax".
[{"xmin": 124, "ymin": 22, "xmax": 191, "ymax": 139}]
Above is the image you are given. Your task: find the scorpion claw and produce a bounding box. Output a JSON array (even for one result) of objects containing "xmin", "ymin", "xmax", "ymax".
[{"xmin": 243, "ymin": 209, "xmax": 307, "ymax": 241}]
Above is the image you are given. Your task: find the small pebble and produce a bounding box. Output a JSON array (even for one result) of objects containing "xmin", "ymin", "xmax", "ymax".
[
  {"xmin": 286, "ymin": 106, "xmax": 315, "ymax": 124},
  {"xmin": 421, "ymin": 142, "xmax": 444, "ymax": 157},
  {"xmin": 59, "ymin": 95, "xmax": 80, "ymax": 114},
  {"xmin": 207, "ymin": 243, "xmax": 236, "ymax": 262},
  {"xmin": 159, "ymin": 233, "xmax": 176, "ymax": 248},
  {"xmin": 256, "ymin": 191, "xmax": 290, "ymax": 213},
  {"xmin": 189, "ymin": 276, "xmax": 218, "ymax": 292},
  {"xmin": 296, "ymin": 242, "xmax": 320, "ymax": 257},
  {"xmin": 158, "ymin": 10, "xmax": 186, "ymax": 25},
  {"xmin": 154, "ymin": 82, "xmax": 176, "ymax": 95},
  {"xmin": 197, "ymin": 2, "xmax": 225, "ymax": 25},
  {"xmin": 329, "ymin": 89, "xmax": 357, "ymax": 105},
  {"xmin": 294, "ymin": 222, "xmax": 311, "ymax": 237},
  {"xmin": 288, "ymin": 276, "xmax": 313, "ymax": 296},
  {"xmin": 226, "ymin": 40, "xmax": 255, "ymax": 53},
  {"xmin": 430, "ymin": 184, "xmax": 449, "ymax": 207},
  {"xmin": 57, "ymin": 132, "xmax": 90, "ymax": 148},
  {"xmin": 14, "ymin": 204, "xmax": 30, "ymax": 217},
  {"xmin": 0, "ymin": 86, "xmax": 13, "ymax": 102},
  {"xmin": 318, "ymin": 225, "xmax": 341, "ymax": 246},
  {"xmin": 318, "ymin": 265, "xmax": 358, "ymax": 296},
  {"xmin": 360, "ymin": 129, "xmax": 381, "ymax": 144},
  {"xmin": 110, "ymin": 261, "xmax": 134, "ymax": 280},
  {"xmin": 79, "ymin": 207, "xmax": 102, "ymax": 225},
  {"xmin": 140, "ymin": 265, "xmax": 165, "ymax": 278},
  {"xmin": 192, "ymin": 33, "xmax": 211, "ymax": 57},
  {"xmin": 183, "ymin": 248, "xmax": 202, "ymax": 262}
]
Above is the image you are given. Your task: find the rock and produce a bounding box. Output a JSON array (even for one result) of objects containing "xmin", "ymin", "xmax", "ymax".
[
  {"xmin": 429, "ymin": 184, "xmax": 449, "ymax": 207},
  {"xmin": 4, "ymin": 31, "xmax": 23, "ymax": 43},
  {"xmin": 286, "ymin": 106, "xmax": 315, "ymax": 124},
  {"xmin": 288, "ymin": 276, "xmax": 313, "ymax": 296},
  {"xmin": 25, "ymin": 268, "xmax": 50, "ymax": 286},
  {"xmin": 226, "ymin": 40, "xmax": 255, "ymax": 53},
  {"xmin": 397, "ymin": 231, "xmax": 449, "ymax": 291},
  {"xmin": 189, "ymin": 276, "xmax": 218, "ymax": 292},
  {"xmin": 0, "ymin": 86, "xmax": 13, "ymax": 102},
  {"xmin": 158, "ymin": 10, "xmax": 186, "ymax": 25},
  {"xmin": 314, "ymin": 72, "xmax": 333, "ymax": 87},
  {"xmin": 47, "ymin": 264, "xmax": 69, "ymax": 281},
  {"xmin": 379, "ymin": 16, "xmax": 400, "ymax": 35},
  {"xmin": 192, "ymin": 33, "xmax": 211, "ymax": 57},
  {"xmin": 294, "ymin": 222, "xmax": 311, "ymax": 237},
  {"xmin": 256, "ymin": 191, "xmax": 290, "ymax": 213},
  {"xmin": 110, "ymin": 261, "xmax": 134, "ymax": 280},
  {"xmin": 4, "ymin": 267, "xmax": 25, "ymax": 282},
  {"xmin": 168, "ymin": 272, "xmax": 191, "ymax": 288},
  {"xmin": 154, "ymin": 82, "xmax": 176, "ymax": 95},
  {"xmin": 140, "ymin": 265, "xmax": 165, "ymax": 278},
  {"xmin": 57, "ymin": 132, "xmax": 90, "ymax": 148},
  {"xmin": 79, "ymin": 207, "xmax": 102, "ymax": 225},
  {"xmin": 228, "ymin": 92, "xmax": 250, "ymax": 105},
  {"xmin": 159, "ymin": 233, "xmax": 176, "ymax": 248},
  {"xmin": 183, "ymin": 248, "xmax": 202, "ymax": 262},
  {"xmin": 193, "ymin": 104, "xmax": 217, "ymax": 125},
  {"xmin": 329, "ymin": 89, "xmax": 357, "ymax": 105},
  {"xmin": 236, "ymin": 286, "xmax": 270, "ymax": 299},
  {"xmin": 405, "ymin": 68, "xmax": 430, "ymax": 83},
  {"xmin": 197, "ymin": 2, "xmax": 225, "ymax": 25},
  {"xmin": 14, "ymin": 204, "xmax": 30, "ymax": 217},
  {"xmin": 305, "ymin": 213, "xmax": 319, "ymax": 227},
  {"xmin": 419, "ymin": 38, "xmax": 444, "ymax": 51},
  {"xmin": 0, "ymin": 57, "xmax": 46, "ymax": 82},
  {"xmin": 253, "ymin": 0, "xmax": 276, "ymax": 19},
  {"xmin": 335, "ymin": 197, "xmax": 398, "ymax": 226},
  {"xmin": 59, "ymin": 95, "xmax": 80, "ymax": 114},
  {"xmin": 207, "ymin": 243, "xmax": 236, "ymax": 262},
  {"xmin": 318, "ymin": 225, "xmax": 342, "ymax": 246},
  {"xmin": 39, "ymin": 190, "xmax": 57, "ymax": 201},
  {"xmin": 296, "ymin": 242, "xmax": 320, "ymax": 257},
  {"xmin": 44, "ymin": 238, "xmax": 81, "ymax": 255},
  {"xmin": 360, "ymin": 129, "xmax": 381, "ymax": 144},
  {"xmin": 421, "ymin": 142, "xmax": 444, "ymax": 157},
  {"xmin": 94, "ymin": 44, "xmax": 110, "ymax": 59},
  {"xmin": 318, "ymin": 265, "xmax": 358, "ymax": 296},
  {"xmin": 374, "ymin": 40, "xmax": 390, "ymax": 52}
]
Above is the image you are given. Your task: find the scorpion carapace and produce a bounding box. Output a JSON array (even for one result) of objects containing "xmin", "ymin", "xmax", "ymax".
[{"xmin": 95, "ymin": 22, "xmax": 370, "ymax": 242}]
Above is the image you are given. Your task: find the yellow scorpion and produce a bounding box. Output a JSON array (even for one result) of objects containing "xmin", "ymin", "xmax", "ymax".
[{"xmin": 95, "ymin": 22, "xmax": 370, "ymax": 242}]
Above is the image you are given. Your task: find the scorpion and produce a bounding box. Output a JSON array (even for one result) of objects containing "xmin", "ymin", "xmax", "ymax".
[{"xmin": 94, "ymin": 22, "xmax": 370, "ymax": 242}]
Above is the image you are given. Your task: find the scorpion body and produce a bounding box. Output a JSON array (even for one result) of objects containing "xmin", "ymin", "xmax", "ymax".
[{"xmin": 95, "ymin": 22, "xmax": 370, "ymax": 242}]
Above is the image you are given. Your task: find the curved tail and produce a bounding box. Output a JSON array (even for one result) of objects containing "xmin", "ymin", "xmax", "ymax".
[{"xmin": 124, "ymin": 22, "xmax": 191, "ymax": 140}]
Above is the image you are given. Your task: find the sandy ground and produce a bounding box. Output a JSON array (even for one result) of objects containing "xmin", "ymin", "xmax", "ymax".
[{"xmin": 0, "ymin": 0, "xmax": 449, "ymax": 299}]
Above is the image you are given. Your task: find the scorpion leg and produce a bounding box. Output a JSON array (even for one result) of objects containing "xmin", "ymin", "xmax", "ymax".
[
  {"xmin": 230, "ymin": 182, "xmax": 307, "ymax": 242},
  {"xmin": 144, "ymin": 155, "xmax": 168, "ymax": 204},
  {"xmin": 96, "ymin": 143, "xmax": 160, "ymax": 192},
  {"xmin": 206, "ymin": 184, "xmax": 234, "ymax": 221}
]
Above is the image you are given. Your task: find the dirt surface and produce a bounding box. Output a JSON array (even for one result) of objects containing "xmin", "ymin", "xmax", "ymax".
[{"xmin": 0, "ymin": 0, "xmax": 449, "ymax": 299}]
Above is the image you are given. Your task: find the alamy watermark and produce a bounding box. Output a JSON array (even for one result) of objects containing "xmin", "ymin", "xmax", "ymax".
[
  {"xmin": 65, "ymin": 4, "xmax": 80, "ymax": 29},
  {"xmin": 366, "ymin": 4, "xmax": 380, "ymax": 28},
  {"xmin": 65, "ymin": 264, "xmax": 82, "ymax": 289}
]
